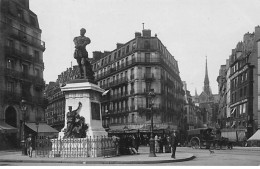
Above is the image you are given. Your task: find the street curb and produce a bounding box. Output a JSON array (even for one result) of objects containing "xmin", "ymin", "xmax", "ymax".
[{"xmin": 0, "ymin": 155, "xmax": 196, "ymax": 164}]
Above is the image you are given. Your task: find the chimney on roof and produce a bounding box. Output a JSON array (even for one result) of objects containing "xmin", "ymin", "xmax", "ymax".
[
  {"xmin": 142, "ymin": 29, "xmax": 151, "ymax": 37},
  {"xmin": 93, "ymin": 51, "xmax": 103, "ymax": 61},
  {"xmin": 116, "ymin": 43, "xmax": 124, "ymax": 49},
  {"xmin": 255, "ymin": 25, "xmax": 260, "ymax": 42},
  {"xmin": 135, "ymin": 32, "xmax": 141, "ymax": 38},
  {"xmin": 104, "ymin": 51, "xmax": 110, "ymax": 56}
]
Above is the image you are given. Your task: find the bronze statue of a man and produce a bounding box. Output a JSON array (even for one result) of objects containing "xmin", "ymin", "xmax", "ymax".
[
  {"xmin": 73, "ymin": 28, "xmax": 94, "ymax": 80},
  {"xmin": 64, "ymin": 102, "xmax": 82, "ymax": 138}
]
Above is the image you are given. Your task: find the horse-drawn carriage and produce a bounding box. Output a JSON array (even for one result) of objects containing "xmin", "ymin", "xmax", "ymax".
[{"xmin": 187, "ymin": 128, "xmax": 229, "ymax": 149}]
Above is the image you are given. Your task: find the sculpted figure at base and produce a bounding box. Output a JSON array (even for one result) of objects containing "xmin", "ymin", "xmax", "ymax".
[
  {"xmin": 64, "ymin": 102, "xmax": 88, "ymax": 138},
  {"xmin": 73, "ymin": 28, "xmax": 95, "ymax": 81}
]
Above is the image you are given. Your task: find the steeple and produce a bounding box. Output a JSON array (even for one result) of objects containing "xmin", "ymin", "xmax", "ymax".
[
  {"xmin": 204, "ymin": 56, "xmax": 209, "ymax": 85},
  {"xmin": 203, "ymin": 56, "xmax": 211, "ymax": 95}
]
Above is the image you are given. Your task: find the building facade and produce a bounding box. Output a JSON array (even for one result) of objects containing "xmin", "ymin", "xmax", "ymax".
[
  {"xmin": 183, "ymin": 81, "xmax": 195, "ymax": 130},
  {"xmin": 0, "ymin": 0, "xmax": 45, "ymax": 146},
  {"xmin": 44, "ymin": 66, "xmax": 79, "ymax": 131},
  {"xmin": 217, "ymin": 26, "xmax": 260, "ymax": 139},
  {"xmin": 92, "ymin": 29, "xmax": 185, "ymax": 133}
]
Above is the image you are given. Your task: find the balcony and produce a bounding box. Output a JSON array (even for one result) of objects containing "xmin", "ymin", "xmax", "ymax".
[
  {"xmin": 143, "ymin": 73, "xmax": 154, "ymax": 81},
  {"xmin": 130, "ymin": 89, "xmax": 135, "ymax": 95},
  {"xmin": 4, "ymin": 68, "xmax": 45, "ymax": 86},
  {"xmin": 1, "ymin": 90, "xmax": 44, "ymax": 105},
  {"xmin": 4, "ymin": 46, "xmax": 44, "ymax": 65},
  {"xmin": 130, "ymin": 106, "xmax": 135, "ymax": 111},
  {"xmin": 130, "ymin": 74, "xmax": 135, "ymax": 80},
  {"xmin": 1, "ymin": 21, "xmax": 45, "ymax": 50},
  {"xmin": 118, "ymin": 77, "xmax": 128, "ymax": 85}
]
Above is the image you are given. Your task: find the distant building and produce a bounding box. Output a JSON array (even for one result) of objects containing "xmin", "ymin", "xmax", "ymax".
[
  {"xmin": 183, "ymin": 81, "xmax": 195, "ymax": 130},
  {"xmin": 44, "ymin": 66, "xmax": 79, "ymax": 131},
  {"xmin": 193, "ymin": 57, "xmax": 219, "ymax": 127},
  {"xmin": 0, "ymin": 0, "xmax": 46, "ymax": 147}
]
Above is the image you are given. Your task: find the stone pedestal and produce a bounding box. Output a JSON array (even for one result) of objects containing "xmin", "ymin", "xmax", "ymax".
[{"xmin": 59, "ymin": 80, "xmax": 107, "ymax": 138}]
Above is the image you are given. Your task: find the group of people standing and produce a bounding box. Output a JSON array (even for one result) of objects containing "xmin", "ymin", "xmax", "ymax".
[
  {"xmin": 116, "ymin": 134, "xmax": 140, "ymax": 155},
  {"xmin": 154, "ymin": 131, "xmax": 178, "ymax": 158},
  {"xmin": 111, "ymin": 131, "xmax": 179, "ymax": 158}
]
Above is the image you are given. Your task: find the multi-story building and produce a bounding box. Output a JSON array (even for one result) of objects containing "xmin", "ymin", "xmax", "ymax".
[
  {"xmin": 0, "ymin": 0, "xmax": 45, "ymax": 147},
  {"xmin": 218, "ymin": 26, "xmax": 260, "ymax": 139},
  {"xmin": 92, "ymin": 29, "xmax": 185, "ymax": 133},
  {"xmin": 45, "ymin": 66, "xmax": 79, "ymax": 131},
  {"xmin": 228, "ymin": 31, "xmax": 257, "ymax": 138},
  {"xmin": 183, "ymin": 81, "xmax": 195, "ymax": 130},
  {"xmin": 216, "ymin": 64, "xmax": 227, "ymax": 128}
]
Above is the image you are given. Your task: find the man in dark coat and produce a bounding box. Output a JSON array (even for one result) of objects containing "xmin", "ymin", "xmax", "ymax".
[{"xmin": 170, "ymin": 130, "xmax": 178, "ymax": 158}]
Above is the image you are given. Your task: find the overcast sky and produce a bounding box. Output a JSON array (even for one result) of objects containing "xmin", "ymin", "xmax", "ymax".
[{"xmin": 30, "ymin": 0, "xmax": 260, "ymax": 95}]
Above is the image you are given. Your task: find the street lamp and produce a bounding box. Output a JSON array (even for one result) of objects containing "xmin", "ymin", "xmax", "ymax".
[
  {"xmin": 20, "ymin": 99, "xmax": 27, "ymax": 155},
  {"xmin": 148, "ymin": 89, "xmax": 156, "ymax": 157},
  {"xmin": 35, "ymin": 121, "xmax": 39, "ymax": 157}
]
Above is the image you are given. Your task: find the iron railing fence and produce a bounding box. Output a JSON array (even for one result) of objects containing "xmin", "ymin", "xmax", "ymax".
[{"xmin": 35, "ymin": 136, "xmax": 117, "ymax": 158}]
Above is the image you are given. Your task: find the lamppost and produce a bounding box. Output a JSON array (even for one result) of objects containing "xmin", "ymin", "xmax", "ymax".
[
  {"xmin": 20, "ymin": 99, "xmax": 27, "ymax": 155},
  {"xmin": 148, "ymin": 89, "xmax": 156, "ymax": 157},
  {"xmin": 35, "ymin": 121, "xmax": 39, "ymax": 157}
]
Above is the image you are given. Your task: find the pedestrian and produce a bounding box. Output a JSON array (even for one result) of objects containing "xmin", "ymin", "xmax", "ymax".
[
  {"xmin": 165, "ymin": 135, "xmax": 171, "ymax": 153},
  {"xmin": 155, "ymin": 135, "xmax": 159, "ymax": 153},
  {"xmin": 135, "ymin": 134, "xmax": 140, "ymax": 152},
  {"xmin": 170, "ymin": 130, "xmax": 178, "ymax": 158},
  {"xmin": 158, "ymin": 136, "xmax": 163, "ymax": 153},
  {"xmin": 26, "ymin": 134, "xmax": 33, "ymax": 157}
]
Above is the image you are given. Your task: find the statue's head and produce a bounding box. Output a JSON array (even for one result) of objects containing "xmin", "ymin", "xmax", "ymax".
[
  {"xmin": 68, "ymin": 106, "xmax": 72, "ymax": 112},
  {"xmin": 80, "ymin": 28, "xmax": 86, "ymax": 36}
]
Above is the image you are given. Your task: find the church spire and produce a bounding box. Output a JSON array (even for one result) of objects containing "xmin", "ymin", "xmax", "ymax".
[
  {"xmin": 204, "ymin": 56, "xmax": 209, "ymax": 85},
  {"xmin": 203, "ymin": 56, "xmax": 211, "ymax": 95}
]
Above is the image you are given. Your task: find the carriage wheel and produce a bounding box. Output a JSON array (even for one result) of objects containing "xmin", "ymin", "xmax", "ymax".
[{"xmin": 190, "ymin": 137, "xmax": 200, "ymax": 149}]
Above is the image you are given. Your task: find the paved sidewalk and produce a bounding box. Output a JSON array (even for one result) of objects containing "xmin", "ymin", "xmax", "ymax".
[
  {"xmin": 0, "ymin": 146, "xmax": 195, "ymax": 164},
  {"xmin": 232, "ymin": 146, "xmax": 260, "ymax": 151}
]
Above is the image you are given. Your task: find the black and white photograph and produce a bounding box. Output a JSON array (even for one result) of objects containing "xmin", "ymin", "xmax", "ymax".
[{"xmin": 0, "ymin": 0, "xmax": 260, "ymax": 166}]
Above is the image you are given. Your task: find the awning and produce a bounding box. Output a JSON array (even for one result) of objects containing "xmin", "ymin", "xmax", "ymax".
[
  {"xmin": 25, "ymin": 123, "xmax": 59, "ymax": 133},
  {"xmin": 248, "ymin": 129, "xmax": 260, "ymax": 141},
  {"xmin": 0, "ymin": 121, "xmax": 18, "ymax": 133}
]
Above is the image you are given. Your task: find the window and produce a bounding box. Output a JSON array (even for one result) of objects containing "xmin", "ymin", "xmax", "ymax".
[
  {"xmin": 17, "ymin": 8, "xmax": 24, "ymax": 20},
  {"xmin": 35, "ymin": 69, "xmax": 40, "ymax": 76},
  {"xmin": 126, "ymin": 45, "xmax": 129, "ymax": 53},
  {"xmin": 244, "ymin": 86, "xmax": 247, "ymax": 96},
  {"xmin": 118, "ymin": 50, "xmax": 121, "ymax": 58},
  {"xmin": 6, "ymin": 81, "xmax": 15, "ymax": 93},
  {"xmin": 30, "ymin": 15, "xmax": 37, "ymax": 27},
  {"xmin": 4, "ymin": 17, "xmax": 12, "ymax": 25},
  {"xmin": 144, "ymin": 40, "xmax": 150, "ymax": 49},
  {"xmin": 146, "ymin": 67, "xmax": 152, "ymax": 77},
  {"xmin": 114, "ymin": 52, "xmax": 117, "ymax": 60},
  {"xmin": 34, "ymin": 50, "xmax": 40, "ymax": 62},
  {"xmin": 6, "ymin": 39, "xmax": 14, "ymax": 48},
  {"xmin": 22, "ymin": 64, "xmax": 29, "ymax": 74},
  {"xmin": 21, "ymin": 45, "xmax": 28, "ymax": 53},
  {"xmin": 132, "ymin": 41, "xmax": 136, "ymax": 50},
  {"xmin": 122, "ymin": 48, "xmax": 125, "ymax": 56},
  {"xmin": 131, "ymin": 114, "xmax": 135, "ymax": 123},
  {"xmin": 145, "ymin": 53, "xmax": 151, "ymax": 62},
  {"xmin": 108, "ymin": 55, "xmax": 111, "ymax": 62},
  {"xmin": 6, "ymin": 59, "xmax": 14, "ymax": 69}
]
